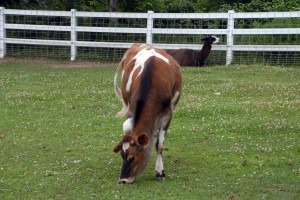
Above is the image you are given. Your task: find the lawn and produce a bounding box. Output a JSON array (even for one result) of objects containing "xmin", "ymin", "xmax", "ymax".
[{"xmin": 0, "ymin": 60, "xmax": 299, "ymax": 199}]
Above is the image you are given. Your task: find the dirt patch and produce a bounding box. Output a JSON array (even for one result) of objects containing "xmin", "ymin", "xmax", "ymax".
[
  {"xmin": 54, "ymin": 60, "xmax": 118, "ymax": 68},
  {"xmin": 0, "ymin": 57, "xmax": 118, "ymax": 68}
]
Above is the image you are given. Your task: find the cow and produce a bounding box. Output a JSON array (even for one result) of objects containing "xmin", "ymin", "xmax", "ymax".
[{"xmin": 113, "ymin": 43, "xmax": 182, "ymax": 184}]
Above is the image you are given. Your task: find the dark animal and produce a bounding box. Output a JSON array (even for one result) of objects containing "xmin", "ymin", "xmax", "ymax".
[
  {"xmin": 113, "ymin": 43, "xmax": 182, "ymax": 184},
  {"xmin": 165, "ymin": 36, "xmax": 220, "ymax": 67}
]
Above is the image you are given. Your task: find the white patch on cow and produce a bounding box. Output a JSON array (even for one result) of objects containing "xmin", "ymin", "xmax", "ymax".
[
  {"xmin": 171, "ymin": 91, "xmax": 180, "ymax": 111},
  {"xmin": 121, "ymin": 69, "xmax": 125, "ymax": 79},
  {"xmin": 155, "ymin": 154, "xmax": 164, "ymax": 174},
  {"xmin": 158, "ymin": 130, "xmax": 165, "ymax": 149},
  {"xmin": 122, "ymin": 142, "xmax": 130, "ymax": 152},
  {"xmin": 125, "ymin": 48, "xmax": 170, "ymax": 91},
  {"xmin": 123, "ymin": 117, "xmax": 133, "ymax": 133},
  {"xmin": 118, "ymin": 177, "xmax": 135, "ymax": 184},
  {"xmin": 156, "ymin": 127, "xmax": 166, "ymax": 174}
]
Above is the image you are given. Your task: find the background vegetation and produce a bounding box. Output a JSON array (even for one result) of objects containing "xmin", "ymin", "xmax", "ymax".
[
  {"xmin": 1, "ymin": 1, "xmax": 300, "ymax": 64},
  {"xmin": 1, "ymin": 0, "xmax": 300, "ymax": 13},
  {"xmin": 0, "ymin": 60, "xmax": 299, "ymax": 199}
]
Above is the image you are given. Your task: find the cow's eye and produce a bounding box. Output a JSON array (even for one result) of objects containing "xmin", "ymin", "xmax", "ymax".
[{"xmin": 128, "ymin": 156, "xmax": 134, "ymax": 162}]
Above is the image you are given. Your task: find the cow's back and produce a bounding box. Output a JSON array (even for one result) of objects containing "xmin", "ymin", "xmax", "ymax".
[{"xmin": 120, "ymin": 44, "xmax": 181, "ymax": 111}]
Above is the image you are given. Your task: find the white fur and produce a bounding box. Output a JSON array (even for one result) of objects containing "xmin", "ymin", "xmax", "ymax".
[
  {"xmin": 212, "ymin": 36, "xmax": 220, "ymax": 44},
  {"xmin": 122, "ymin": 142, "xmax": 130, "ymax": 152},
  {"xmin": 123, "ymin": 117, "xmax": 133, "ymax": 133},
  {"xmin": 158, "ymin": 130, "xmax": 165, "ymax": 150},
  {"xmin": 171, "ymin": 91, "xmax": 180, "ymax": 111},
  {"xmin": 155, "ymin": 154, "xmax": 164, "ymax": 174},
  {"xmin": 114, "ymin": 58, "xmax": 128, "ymax": 118},
  {"xmin": 125, "ymin": 48, "xmax": 169, "ymax": 92},
  {"xmin": 155, "ymin": 129, "xmax": 165, "ymax": 174},
  {"xmin": 118, "ymin": 177, "xmax": 135, "ymax": 184}
]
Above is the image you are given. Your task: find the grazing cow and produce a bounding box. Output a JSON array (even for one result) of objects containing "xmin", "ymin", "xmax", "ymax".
[{"xmin": 113, "ymin": 43, "xmax": 182, "ymax": 184}]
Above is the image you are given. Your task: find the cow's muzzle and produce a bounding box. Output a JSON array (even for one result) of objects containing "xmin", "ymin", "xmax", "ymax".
[{"xmin": 118, "ymin": 177, "xmax": 134, "ymax": 184}]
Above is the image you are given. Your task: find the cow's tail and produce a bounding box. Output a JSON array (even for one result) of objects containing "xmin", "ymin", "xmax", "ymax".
[{"xmin": 114, "ymin": 61, "xmax": 128, "ymax": 118}]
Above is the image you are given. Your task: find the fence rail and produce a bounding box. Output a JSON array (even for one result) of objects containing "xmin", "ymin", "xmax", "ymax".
[{"xmin": 0, "ymin": 7, "xmax": 300, "ymax": 65}]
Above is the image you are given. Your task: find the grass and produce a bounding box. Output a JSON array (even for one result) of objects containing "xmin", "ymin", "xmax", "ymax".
[{"xmin": 0, "ymin": 60, "xmax": 299, "ymax": 199}]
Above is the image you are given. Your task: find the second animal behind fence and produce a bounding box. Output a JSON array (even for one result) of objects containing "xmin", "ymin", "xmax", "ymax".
[{"xmin": 165, "ymin": 36, "xmax": 220, "ymax": 67}]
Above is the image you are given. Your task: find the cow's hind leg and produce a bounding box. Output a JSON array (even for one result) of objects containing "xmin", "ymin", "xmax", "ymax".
[{"xmin": 155, "ymin": 114, "xmax": 171, "ymax": 181}]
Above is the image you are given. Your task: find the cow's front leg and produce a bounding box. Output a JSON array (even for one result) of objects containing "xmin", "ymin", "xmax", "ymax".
[
  {"xmin": 155, "ymin": 128, "xmax": 166, "ymax": 181},
  {"xmin": 155, "ymin": 114, "xmax": 172, "ymax": 181}
]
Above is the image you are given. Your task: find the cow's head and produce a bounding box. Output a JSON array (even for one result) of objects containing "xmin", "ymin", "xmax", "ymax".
[{"xmin": 113, "ymin": 133, "xmax": 150, "ymax": 184}]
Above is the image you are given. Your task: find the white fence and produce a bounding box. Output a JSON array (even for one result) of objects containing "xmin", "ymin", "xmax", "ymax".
[{"xmin": 0, "ymin": 8, "xmax": 300, "ymax": 65}]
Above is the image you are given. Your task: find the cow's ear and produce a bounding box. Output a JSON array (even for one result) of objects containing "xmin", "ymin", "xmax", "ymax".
[
  {"xmin": 113, "ymin": 142, "xmax": 122, "ymax": 153},
  {"xmin": 137, "ymin": 133, "xmax": 149, "ymax": 147}
]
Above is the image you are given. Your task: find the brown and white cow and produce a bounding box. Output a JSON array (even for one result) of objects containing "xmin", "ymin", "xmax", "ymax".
[{"xmin": 113, "ymin": 43, "xmax": 182, "ymax": 184}]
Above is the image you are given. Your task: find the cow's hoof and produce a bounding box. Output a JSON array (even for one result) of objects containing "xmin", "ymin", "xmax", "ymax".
[
  {"xmin": 156, "ymin": 170, "xmax": 165, "ymax": 181},
  {"xmin": 156, "ymin": 176, "xmax": 165, "ymax": 181}
]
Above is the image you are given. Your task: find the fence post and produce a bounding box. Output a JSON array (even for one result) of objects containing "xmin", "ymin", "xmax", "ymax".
[
  {"xmin": 0, "ymin": 7, "xmax": 6, "ymax": 58},
  {"xmin": 226, "ymin": 10, "xmax": 234, "ymax": 65},
  {"xmin": 146, "ymin": 10, "xmax": 154, "ymax": 45},
  {"xmin": 71, "ymin": 9, "xmax": 77, "ymax": 61}
]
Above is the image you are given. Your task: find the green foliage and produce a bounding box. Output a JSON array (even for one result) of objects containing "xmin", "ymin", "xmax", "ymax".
[
  {"xmin": 80, "ymin": 0, "xmax": 110, "ymax": 12},
  {"xmin": 163, "ymin": 0, "xmax": 196, "ymax": 13},
  {"xmin": 117, "ymin": 0, "xmax": 197, "ymax": 13},
  {"xmin": 119, "ymin": 0, "xmax": 167, "ymax": 13},
  {"xmin": 3, "ymin": 0, "xmax": 300, "ymax": 12},
  {"xmin": 50, "ymin": 0, "xmax": 67, "ymax": 10},
  {"xmin": 220, "ymin": 0, "xmax": 300, "ymax": 12},
  {"xmin": 0, "ymin": 61, "xmax": 299, "ymax": 199},
  {"xmin": 195, "ymin": 0, "xmax": 228, "ymax": 13},
  {"xmin": 194, "ymin": 0, "xmax": 209, "ymax": 12}
]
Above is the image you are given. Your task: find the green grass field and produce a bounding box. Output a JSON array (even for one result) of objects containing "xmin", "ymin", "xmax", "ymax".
[{"xmin": 0, "ymin": 60, "xmax": 299, "ymax": 199}]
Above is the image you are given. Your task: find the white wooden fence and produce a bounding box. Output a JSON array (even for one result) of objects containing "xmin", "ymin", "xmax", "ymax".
[{"xmin": 0, "ymin": 7, "xmax": 300, "ymax": 65}]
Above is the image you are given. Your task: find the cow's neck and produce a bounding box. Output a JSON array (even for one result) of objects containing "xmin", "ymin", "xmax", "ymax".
[{"xmin": 132, "ymin": 104, "xmax": 158, "ymax": 142}]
